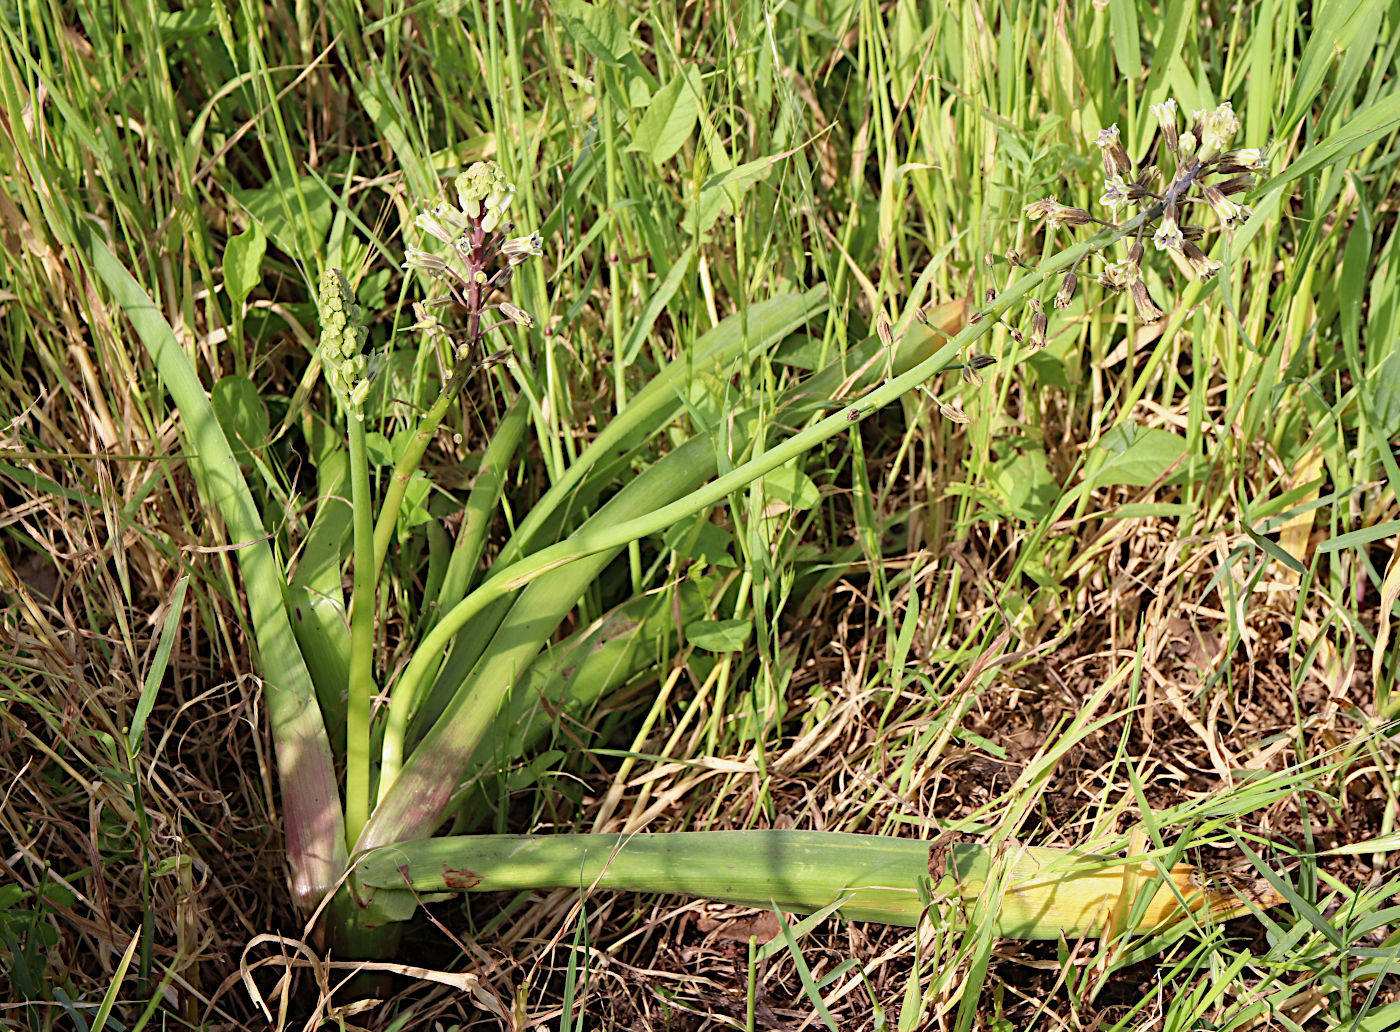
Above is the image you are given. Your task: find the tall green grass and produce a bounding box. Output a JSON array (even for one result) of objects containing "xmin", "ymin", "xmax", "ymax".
[{"xmin": 2, "ymin": 0, "xmax": 1398, "ymax": 1028}]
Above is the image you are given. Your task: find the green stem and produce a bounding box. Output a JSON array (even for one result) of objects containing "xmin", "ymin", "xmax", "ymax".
[
  {"xmin": 373, "ymin": 396, "xmax": 528, "ymax": 801},
  {"xmin": 346, "ymin": 412, "xmax": 378, "ymax": 846},
  {"xmin": 436, "ymin": 392, "xmax": 529, "ymax": 615},
  {"xmin": 371, "ymin": 357, "xmax": 474, "ymax": 578},
  {"xmin": 363, "ymin": 831, "xmax": 936, "ymax": 926}
]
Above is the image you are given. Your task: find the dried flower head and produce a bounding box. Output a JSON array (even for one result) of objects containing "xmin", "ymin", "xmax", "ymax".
[
  {"xmin": 1054, "ymin": 271, "xmax": 1078, "ymax": 310},
  {"xmin": 1130, "ymin": 281, "xmax": 1165, "ymax": 321},
  {"xmin": 1028, "ymin": 298, "xmax": 1048, "ymax": 351},
  {"xmin": 1095, "ymin": 125, "xmax": 1133, "ymax": 177},
  {"xmin": 1179, "ymin": 241, "xmax": 1222, "ymax": 281},
  {"xmin": 500, "ymin": 301, "xmax": 535, "ymax": 328},
  {"xmin": 939, "ymin": 400, "xmax": 971, "ymax": 424},
  {"xmin": 876, "ymin": 314, "xmax": 895, "ymax": 349},
  {"xmin": 1151, "ymin": 99, "xmax": 1180, "ymax": 154},
  {"xmin": 1217, "ymin": 148, "xmax": 1268, "ymax": 175},
  {"xmin": 1100, "ymin": 258, "xmax": 1138, "ymax": 290},
  {"xmin": 1201, "ymin": 184, "xmax": 1252, "ymax": 227}
]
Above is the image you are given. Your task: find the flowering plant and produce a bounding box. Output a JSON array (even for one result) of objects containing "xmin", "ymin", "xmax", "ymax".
[
  {"xmin": 1023, "ymin": 101, "xmax": 1270, "ymax": 333},
  {"xmin": 404, "ymin": 160, "xmax": 544, "ymax": 354}
]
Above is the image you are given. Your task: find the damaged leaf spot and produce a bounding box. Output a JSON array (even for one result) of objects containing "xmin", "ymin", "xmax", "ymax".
[{"xmin": 442, "ymin": 865, "xmax": 483, "ymax": 890}]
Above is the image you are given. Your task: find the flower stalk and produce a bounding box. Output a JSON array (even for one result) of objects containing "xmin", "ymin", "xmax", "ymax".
[
  {"xmin": 372, "ymin": 161, "xmax": 542, "ymax": 578},
  {"xmin": 368, "ymin": 161, "xmax": 546, "ymax": 808},
  {"xmin": 317, "ymin": 270, "xmax": 378, "ymax": 846}
]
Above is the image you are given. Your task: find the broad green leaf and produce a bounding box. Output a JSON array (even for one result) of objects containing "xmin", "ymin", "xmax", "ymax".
[
  {"xmin": 684, "ymin": 618, "xmax": 753, "ymax": 653},
  {"xmin": 762, "ymin": 464, "xmax": 820, "ymax": 511},
  {"xmin": 1027, "ymin": 352, "xmax": 1070, "ymax": 389},
  {"xmin": 210, "ymin": 375, "xmax": 270, "ymax": 464},
  {"xmin": 365, "ymin": 432, "xmax": 395, "ymax": 466},
  {"xmin": 774, "ymin": 334, "xmax": 828, "ymax": 371},
  {"xmin": 1369, "ymin": 350, "xmax": 1400, "ymax": 438},
  {"xmin": 223, "ymin": 224, "xmax": 266, "ymax": 307},
  {"xmin": 1088, "ymin": 424, "xmax": 1187, "ymax": 488},
  {"xmin": 155, "ymin": 7, "xmax": 220, "ymax": 42},
  {"xmin": 991, "ymin": 449, "xmax": 1060, "ymax": 520},
  {"xmin": 0, "ymin": 461, "xmax": 101, "ymax": 506},
  {"xmin": 352, "ymin": 69, "xmax": 439, "ymax": 200},
  {"xmin": 631, "ymin": 67, "xmax": 701, "ymax": 166},
  {"xmin": 1321, "ymin": 833, "xmax": 1400, "ymax": 855},
  {"xmin": 663, "ymin": 518, "xmax": 738, "ymax": 568},
  {"xmin": 1114, "ymin": 503, "xmax": 1192, "ymax": 518},
  {"xmin": 231, "ymin": 173, "xmax": 333, "ymax": 263},
  {"xmin": 555, "ymin": 0, "xmax": 629, "ymax": 64},
  {"xmin": 682, "ymin": 153, "xmax": 780, "ymax": 236},
  {"xmin": 84, "ymin": 231, "xmax": 345, "ymax": 911},
  {"xmin": 397, "ymin": 471, "xmax": 433, "ymax": 535}
]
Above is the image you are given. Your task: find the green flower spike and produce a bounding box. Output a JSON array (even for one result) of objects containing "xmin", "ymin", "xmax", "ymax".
[{"xmin": 318, "ymin": 268, "xmax": 371, "ymax": 412}]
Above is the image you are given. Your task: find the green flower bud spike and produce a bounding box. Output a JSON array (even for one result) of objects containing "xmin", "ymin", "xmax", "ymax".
[
  {"xmin": 455, "ymin": 161, "xmax": 499, "ymax": 219},
  {"xmin": 318, "ymin": 269, "xmax": 371, "ymax": 412}
]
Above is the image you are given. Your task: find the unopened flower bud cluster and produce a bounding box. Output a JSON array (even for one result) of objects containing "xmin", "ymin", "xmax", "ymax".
[
  {"xmin": 318, "ymin": 269, "xmax": 372, "ymax": 411},
  {"xmin": 1022, "ymin": 99, "xmax": 1270, "ymax": 333},
  {"xmin": 403, "ymin": 160, "xmax": 543, "ymax": 356}
]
